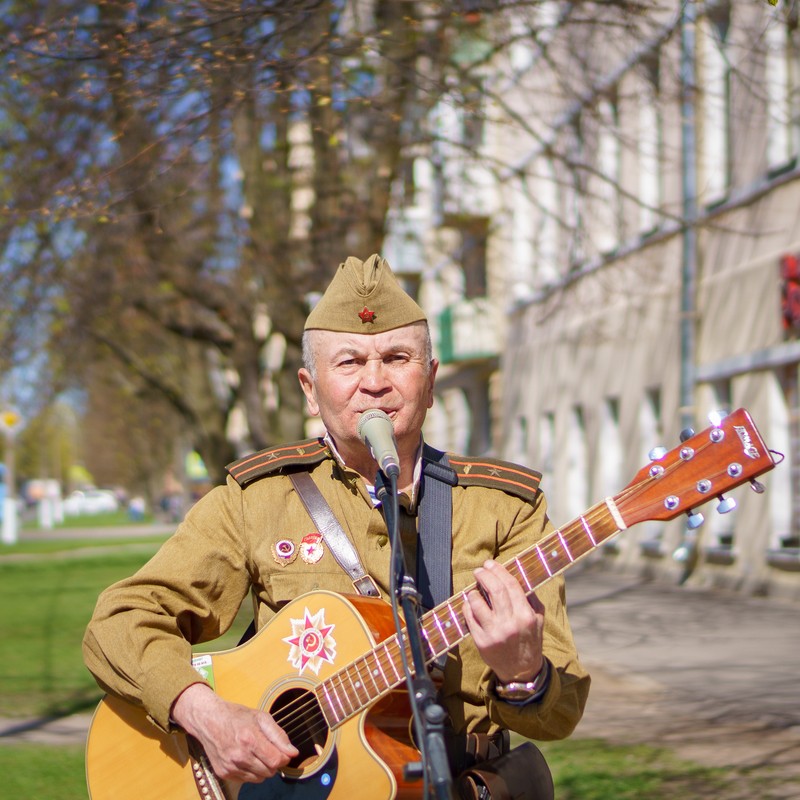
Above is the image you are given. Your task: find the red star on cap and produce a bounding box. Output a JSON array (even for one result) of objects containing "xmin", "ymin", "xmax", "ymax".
[{"xmin": 358, "ymin": 306, "xmax": 376, "ymax": 323}]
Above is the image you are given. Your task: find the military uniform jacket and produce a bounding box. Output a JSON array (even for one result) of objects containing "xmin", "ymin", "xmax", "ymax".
[{"xmin": 83, "ymin": 439, "xmax": 590, "ymax": 741}]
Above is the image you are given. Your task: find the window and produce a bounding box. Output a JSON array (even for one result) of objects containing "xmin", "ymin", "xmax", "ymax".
[
  {"xmin": 598, "ymin": 398, "xmax": 623, "ymax": 499},
  {"xmin": 698, "ymin": 7, "xmax": 731, "ymax": 202},
  {"xmin": 638, "ymin": 57, "xmax": 662, "ymax": 233},
  {"xmin": 458, "ymin": 217, "xmax": 489, "ymax": 298},
  {"xmin": 765, "ymin": 4, "xmax": 800, "ymax": 169},
  {"xmin": 768, "ymin": 369, "xmax": 795, "ymax": 549},
  {"xmin": 594, "ymin": 99, "xmax": 621, "ymax": 254},
  {"xmin": 510, "ymin": 180, "xmax": 535, "ymax": 302},
  {"xmin": 538, "ymin": 411, "xmax": 556, "ymax": 492},
  {"xmin": 564, "ymin": 123, "xmax": 587, "ymax": 269},
  {"xmin": 533, "ymin": 158, "xmax": 560, "ymax": 287},
  {"xmin": 565, "ymin": 405, "xmax": 589, "ymax": 521}
]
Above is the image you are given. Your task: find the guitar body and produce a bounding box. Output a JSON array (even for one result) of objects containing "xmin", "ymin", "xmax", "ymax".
[{"xmin": 86, "ymin": 591, "xmax": 422, "ymax": 800}]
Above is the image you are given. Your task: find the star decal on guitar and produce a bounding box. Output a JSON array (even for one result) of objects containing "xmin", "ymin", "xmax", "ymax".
[{"xmin": 283, "ymin": 607, "xmax": 337, "ymax": 676}]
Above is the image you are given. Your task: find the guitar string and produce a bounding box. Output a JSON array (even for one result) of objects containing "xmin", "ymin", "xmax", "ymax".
[
  {"xmin": 266, "ymin": 501, "xmax": 619, "ymax": 747},
  {"xmin": 267, "ymin": 490, "xmax": 639, "ymax": 745},
  {"xmin": 262, "ymin": 439, "xmax": 734, "ymax": 748}
]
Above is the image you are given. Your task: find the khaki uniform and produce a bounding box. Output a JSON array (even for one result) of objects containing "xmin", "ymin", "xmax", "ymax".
[{"xmin": 84, "ymin": 439, "xmax": 590, "ymax": 743}]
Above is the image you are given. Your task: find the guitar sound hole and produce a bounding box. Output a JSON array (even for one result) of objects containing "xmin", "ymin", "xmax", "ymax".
[{"xmin": 269, "ymin": 687, "xmax": 329, "ymax": 770}]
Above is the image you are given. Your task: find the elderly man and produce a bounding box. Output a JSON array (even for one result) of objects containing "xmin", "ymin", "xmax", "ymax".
[{"xmin": 83, "ymin": 255, "xmax": 590, "ymax": 798}]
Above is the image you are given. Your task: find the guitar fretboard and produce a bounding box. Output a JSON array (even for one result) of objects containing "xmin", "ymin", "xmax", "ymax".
[{"xmin": 315, "ymin": 499, "xmax": 621, "ymax": 728}]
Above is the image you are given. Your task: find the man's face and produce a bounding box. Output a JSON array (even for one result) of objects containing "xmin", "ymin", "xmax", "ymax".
[{"xmin": 298, "ymin": 323, "xmax": 438, "ymax": 460}]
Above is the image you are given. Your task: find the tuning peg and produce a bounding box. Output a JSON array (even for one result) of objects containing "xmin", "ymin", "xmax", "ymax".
[
  {"xmin": 686, "ymin": 510, "xmax": 705, "ymax": 529},
  {"xmin": 680, "ymin": 427, "xmax": 695, "ymax": 442},
  {"xmin": 716, "ymin": 495, "xmax": 736, "ymax": 514},
  {"xmin": 648, "ymin": 446, "xmax": 667, "ymax": 461},
  {"xmin": 750, "ymin": 479, "xmax": 766, "ymax": 494}
]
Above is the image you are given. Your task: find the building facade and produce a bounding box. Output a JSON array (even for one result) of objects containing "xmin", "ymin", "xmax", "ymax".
[{"xmin": 389, "ymin": 1, "xmax": 800, "ymax": 598}]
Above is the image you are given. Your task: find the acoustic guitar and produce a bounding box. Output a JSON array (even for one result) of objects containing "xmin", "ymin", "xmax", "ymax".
[{"xmin": 85, "ymin": 408, "xmax": 777, "ymax": 799}]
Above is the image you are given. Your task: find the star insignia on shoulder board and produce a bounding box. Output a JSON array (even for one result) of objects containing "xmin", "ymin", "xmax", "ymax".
[
  {"xmin": 489, "ymin": 468, "xmax": 500, "ymax": 476},
  {"xmin": 358, "ymin": 306, "xmax": 376, "ymax": 323}
]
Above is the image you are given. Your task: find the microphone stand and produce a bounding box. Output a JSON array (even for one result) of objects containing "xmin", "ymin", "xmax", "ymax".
[{"xmin": 375, "ymin": 469, "xmax": 454, "ymax": 800}]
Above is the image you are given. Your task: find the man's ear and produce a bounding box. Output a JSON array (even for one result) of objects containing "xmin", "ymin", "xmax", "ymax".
[
  {"xmin": 297, "ymin": 368, "xmax": 320, "ymax": 416},
  {"xmin": 427, "ymin": 359, "xmax": 439, "ymax": 408}
]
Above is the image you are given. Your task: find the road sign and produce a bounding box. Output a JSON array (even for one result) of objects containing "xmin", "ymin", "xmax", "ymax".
[{"xmin": 0, "ymin": 409, "xmax": 22, "ymax": 434}]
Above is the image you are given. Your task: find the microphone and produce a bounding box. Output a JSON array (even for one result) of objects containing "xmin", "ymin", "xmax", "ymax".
[{"xmin": 357, "ymin": 410, "xmax": 400, "ymax": 478}]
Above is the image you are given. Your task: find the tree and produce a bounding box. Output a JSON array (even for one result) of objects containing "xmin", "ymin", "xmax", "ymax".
[{"xmin": 0, "ymin": 1, "xmax": 671, "ymax": 483}]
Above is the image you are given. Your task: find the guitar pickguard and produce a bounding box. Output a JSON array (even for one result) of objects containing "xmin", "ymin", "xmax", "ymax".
[{"xmin": 238, "ymin": 748, "xmax": 338, "ymax": 799}]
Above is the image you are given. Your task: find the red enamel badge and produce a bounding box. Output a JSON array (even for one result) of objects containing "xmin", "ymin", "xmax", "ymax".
[{"xmin": 358, "ymin": 306, "xmax": 376, "ymax": 323}]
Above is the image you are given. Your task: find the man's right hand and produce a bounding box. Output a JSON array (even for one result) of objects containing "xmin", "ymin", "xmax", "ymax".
[{"xmin": 171, "ymin": 683, "xmax": 299, "ymax": 783}]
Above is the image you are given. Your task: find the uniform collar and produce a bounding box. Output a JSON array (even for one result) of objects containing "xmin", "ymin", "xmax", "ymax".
[{"xmin": 324, "ymin": 432, "xmax": 423, "ymax": 513}]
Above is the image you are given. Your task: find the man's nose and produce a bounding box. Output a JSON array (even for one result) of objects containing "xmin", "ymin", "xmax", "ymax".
[{"xmin": 360, "ymin": 359, "xmax": 391, "ymax": 391}]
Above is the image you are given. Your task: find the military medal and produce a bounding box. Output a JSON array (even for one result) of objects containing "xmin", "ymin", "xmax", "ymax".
[
  {"xmin": 272, "ymin": 539, "xmax": 297, "ymax": 566},
  {"xmin": 300, "ymin": 532, "xmax": 324, "ymax": 564}
]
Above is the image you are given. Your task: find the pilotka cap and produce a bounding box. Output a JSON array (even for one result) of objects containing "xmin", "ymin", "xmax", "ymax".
[{"xmin": 304, "ymin": 254, "xmax": 427, "ymax": 333}]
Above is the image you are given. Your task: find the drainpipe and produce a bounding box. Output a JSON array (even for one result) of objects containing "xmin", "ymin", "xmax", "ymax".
[
  {"xmin": 675, "ymin": 0, "xmax": 700, "ymax": 581},
  {"xmin": 680, "ymin": 0, "xmax": 698, "ymax": 432}
]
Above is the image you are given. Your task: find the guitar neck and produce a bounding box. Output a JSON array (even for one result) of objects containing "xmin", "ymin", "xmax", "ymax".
[
  {"xmin": 315, "ymin": 407, "xmax": 777, "ymax": 730},
  {"xmin": 315, "ymin": 499, "xmax": 621, "ymax": 729}
]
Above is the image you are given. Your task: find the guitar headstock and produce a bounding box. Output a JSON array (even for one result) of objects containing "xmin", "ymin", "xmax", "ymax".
[{"xmin": 617, "ymin": 408, "xmax": 777, "ymax": 528}]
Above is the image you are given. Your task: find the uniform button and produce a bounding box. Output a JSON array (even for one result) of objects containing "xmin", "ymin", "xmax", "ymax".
[{"xmin": 376, "ymin": 535, "xmax": 389, "ymax": 547}]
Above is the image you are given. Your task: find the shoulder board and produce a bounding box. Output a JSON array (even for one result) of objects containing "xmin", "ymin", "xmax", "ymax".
[
  {"xmin": 447, "ymin": 455, "xmax": 542, "ymax": 503},
  {"xmin": 226, "ymin": 438, "xmax": 328, "ymax": 488}
]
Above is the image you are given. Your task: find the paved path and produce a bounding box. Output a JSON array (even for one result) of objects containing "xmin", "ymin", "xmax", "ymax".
[{"xmin": 565, "ymin": 564, "xmax": 800, "ymax": 797}]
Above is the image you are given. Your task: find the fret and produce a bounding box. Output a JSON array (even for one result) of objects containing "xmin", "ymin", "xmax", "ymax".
[
  {"xmin": 373, "ymin": 645, "xmax": 390, "ymax": 688},
  {"xmin": 446, "ymin": 601, "xmax": 466, "ymax": 637},
  {"xmin": 328, "ymin": 677, "xmax": 347, "ymax": 719},
  {"xmin": 355, "ymin": 656, "xmax": 380, "ymax": 699},
  {"xmin": 432, "ymin": 616, "xmax": 449, "ymax": 652},
  {"xmin": 343, "ymin": 667, "xmax": 366, "ymax": 709},
  {"xmin": 320, "ymin": 682, "xmax": 338, "ymax": 725},
  {"xmin": 535, "ymin": 544, "xmax": 553, "ymax": 576},
  {"xmin": 557, "ymin": 530, "xmax": 575, "ymax": 562},
  {"xmin": 420, "ymin": 625, "xmax": 436, "ymax": 661},
  {"xmin": 432, "ymin": 610, "xmax": 451, "ymax": 650},
  {"xmin": 338, "ymin": 672, "xmax": 357, "ymax": 716},
  {"xmin": 515, "ymin": 556, "xmax": 533, "ymax": 591},
  {"xmin": 383, "ymin": 640, "xmax": 403, "ymax": 684},
  {"xmin": 580, "ymin": 515, "xmax": 597, "ymax": 546}
]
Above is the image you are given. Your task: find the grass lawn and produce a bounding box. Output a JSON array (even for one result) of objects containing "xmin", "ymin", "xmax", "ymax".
[
  {"xmin": 0, "ymin": 738, "xmax": 741, "ymax": 800},
  {"xmin": 0, "ymin": 550, "xmax": 164, "ymax": 718}
]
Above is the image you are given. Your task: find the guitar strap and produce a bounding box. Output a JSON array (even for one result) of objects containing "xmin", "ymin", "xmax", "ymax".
[
  {"xmin": 418, "ymin": 445, "xmax": 458, "ymax": 671},
  {"xmin": 289, "ymin": 471, "xmax": 380, "ymax": 598},
  {"xmin": 417, "ymin": 444, "xmax": 457, "ymax": 611}
]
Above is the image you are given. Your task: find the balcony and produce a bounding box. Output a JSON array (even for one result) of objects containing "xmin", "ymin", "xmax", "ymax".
[{"xmin": 437, "ymin": 298, "xmax": 499, "ymax": 365}]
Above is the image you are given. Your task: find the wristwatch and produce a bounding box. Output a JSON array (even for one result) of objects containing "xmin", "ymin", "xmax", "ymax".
[{"xmin": 493, "ymin": 659, "xmax": 551, "ymax": 703}]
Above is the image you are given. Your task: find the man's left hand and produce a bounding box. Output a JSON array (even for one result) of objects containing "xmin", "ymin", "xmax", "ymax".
[{"xmin": 463, "ymin": 559, "xmax": 545, "ymax": 683}]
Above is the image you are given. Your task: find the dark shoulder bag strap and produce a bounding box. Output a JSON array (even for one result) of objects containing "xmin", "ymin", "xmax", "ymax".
[{"xmin": 417, "ymin": 445, "xmax": 458, "ymax": 670}]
